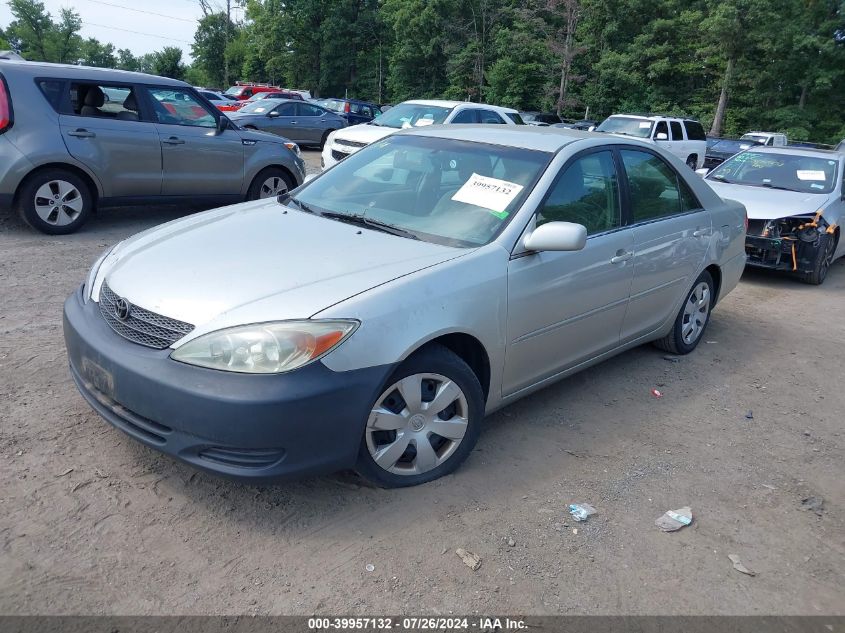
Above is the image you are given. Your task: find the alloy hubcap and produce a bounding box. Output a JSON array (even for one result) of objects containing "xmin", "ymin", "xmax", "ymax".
[
  {"xmin": 34, "ymin": 180, "xmax": 83, "ymax": 226},
  {"xmin": 681, "ymin": 281, "xmax": 710, "ymax": 345},
  {"xmin": 366, "ymin": 373, "xmax": 469, "ymax": 476},
  {"xmin": 259, "ymin": 176, "xmax": 288, "ymax": 198}
]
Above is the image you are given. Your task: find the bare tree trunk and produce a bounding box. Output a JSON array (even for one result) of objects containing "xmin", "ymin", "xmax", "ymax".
[
  {"xmin": 709, "ymin": 56, "xmax": 734, "ymax": 137},
  {"xmin": 555, "ymin": 0, "xmax": 580, "ymax": 116},
  {"xmin": 799, "ymin": 83, "xmax": 808, "ymax": 109},
  {"xmin": 224, "ymin": 0, "xmax": 231, "ymax": 86}
]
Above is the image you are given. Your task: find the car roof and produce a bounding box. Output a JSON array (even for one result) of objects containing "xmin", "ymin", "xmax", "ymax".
[
  {"xmin": 608, "ymin": 113, "xmax": 699, "ymax": 122},
  {"xmin": 0, "ymin": 58, "xmax": 188, "ymax": 87},
  {"xmin": 403, "ymin": 99, "xmax": 518, "ymax": 114},
  {"xmin": 744, "ymin": 145, "xmax": 845, "ymax": 160},
  {"xmin": 398, "ymin": 124, "xmax": 603, "ymax": 152}
]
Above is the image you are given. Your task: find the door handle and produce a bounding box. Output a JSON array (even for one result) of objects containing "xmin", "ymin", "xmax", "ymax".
[
  {"xmin": 67, "ymin": 129, "xmax": 95, "ymax": 138},
  {"xmin": 610, "ymin": 250, "xmax": 633, "ymax": 264},
  {"xmin": 162, "ymin": 137, "xmax": 185, "ymax": 145},
  {"xmin": 693, "ymin": 229, "xmax": 709, "ymax": 238}
]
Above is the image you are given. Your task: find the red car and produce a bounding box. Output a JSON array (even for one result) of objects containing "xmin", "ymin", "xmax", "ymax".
[{"xmin": 217, "ymin": 87, "xmax": 302, "ymax": 112}]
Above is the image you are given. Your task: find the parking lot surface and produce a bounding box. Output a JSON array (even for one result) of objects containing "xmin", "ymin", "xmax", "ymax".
[{"xmin": 1, "ymin": 150, "xmax": 843, "ymax": 614}]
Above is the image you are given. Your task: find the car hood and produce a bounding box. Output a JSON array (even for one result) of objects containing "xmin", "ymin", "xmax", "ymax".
[
  {"xmin": 705, "ymin": 180, "xmax": 829, "ymax": 220},
  {"xmin": 333, "ymin": 122, "xmax": 396, "ymax": 144},
  {"xmin": 96, "ymin": 201, "xmax": 466, "ymax": 339}
]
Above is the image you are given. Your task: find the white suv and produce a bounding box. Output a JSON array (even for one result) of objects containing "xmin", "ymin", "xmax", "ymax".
[
  {"xmin": 321, "ymin": 99, "xmax": 522, "ymax": 169},
  {"xmin": 595, "ymin": 114, "xmax": 708, "ymax": 169}
]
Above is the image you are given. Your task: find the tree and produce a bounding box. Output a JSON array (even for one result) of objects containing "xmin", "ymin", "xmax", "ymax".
[
  {"xmin": 193, "ymin": 12, "xmax": 237, "ymax": 88},
  {"xmin": 0, "ymin": 26, "xmax": 10, "ymax": 50},
  {"xmin": 116, "ymin": 48, "xmax": 139, "ymax": 71},
  {"xmin": 78, "ymin": 37, "xmax": 116, "ymax": 68},
  {"xmin": 151, "ymin": 46, "xmax": 186, "ymax": 80},
  {"xmin": 5, "ymin": 0, "xmax": 55, "ymax": 61}
]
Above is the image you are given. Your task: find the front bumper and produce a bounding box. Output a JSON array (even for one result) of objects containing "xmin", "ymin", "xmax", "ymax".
[
  {"xmin": 63, "ymin": 286, "xmax": 393, "ymax": 482},
  {"xmin": 744, "ymin": 235, "xmax": 816, "ymax": 273}
]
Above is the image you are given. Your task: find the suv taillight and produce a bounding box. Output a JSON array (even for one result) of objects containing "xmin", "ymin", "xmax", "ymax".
[
  {"xmin": 344, "ymin": 102, "xmax": 351, "ymax": 113},
  {"xmin": 0, "ymin": 75, "xmax": 12, "ymax": 134}
]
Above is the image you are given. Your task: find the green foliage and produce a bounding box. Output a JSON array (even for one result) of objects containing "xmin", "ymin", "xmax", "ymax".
[
  {"xmin": 2, "ymin": 0, "xmax": 844, "ymax": 142},
  {"xmin": 151, "ymin": 46, "xmax": 186, "ymax": 80}
]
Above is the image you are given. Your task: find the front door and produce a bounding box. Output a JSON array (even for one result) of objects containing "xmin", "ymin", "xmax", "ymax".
[
  {"xmin": 504, "ymin": 150, "xmax": 635, "ymax": 396},
  {"xmin": 59, "ymin": 82, "xmax": 162, "ymax": 197},
  {"xmin": 144, "ymin": 87, "xmax": 244, "ymax": 196},
  {"xmin": 617, "ymin": 148, "xmax": 711, "ymax": 341},
  {"xmin": 263, "ymin": 101, "xmax": 300, "ymax": 141}
]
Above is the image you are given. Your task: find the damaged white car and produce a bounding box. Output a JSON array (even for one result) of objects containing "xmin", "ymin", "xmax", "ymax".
[{"xmin": 705, "ymin": 146, "xmax": 845, "ymax": 285}]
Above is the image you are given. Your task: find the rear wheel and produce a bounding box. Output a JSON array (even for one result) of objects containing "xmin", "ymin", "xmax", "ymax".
[
  {"xmin": 247, "ymin": 167, "xmax": 294, "ymax": 200},
  {"xmin": 802, "ymin": 233, "xmax": 836, "ymax": 285},
  {"xmin": 654, "ymin": 270, "xmax": 714, "ymax": 355},
  {"xmin": 16, "ymin": 168, "xmax": 94, "ymax": 235},
  {"xmin": 355, "ymin": 344, "xmax": 484, "ymax": 488},
  {"xmin": 685, "ymin": 155, "xmax": 698, "ymax": 170}
]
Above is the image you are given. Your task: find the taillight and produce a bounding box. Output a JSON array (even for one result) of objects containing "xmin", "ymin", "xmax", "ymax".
[
  {"xmin": 344, "ymin": 102, "xmax": 351, "ymax": 113},
  {"xmin": 0, "ymin": 75, "xmax": 12, "ymax": 134}
]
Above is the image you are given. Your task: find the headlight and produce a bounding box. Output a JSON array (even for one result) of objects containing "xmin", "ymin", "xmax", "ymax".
[
  {"xmin": 284, "ymin": 141, "xmax": 301, "ymax": 157},
  {"xmin": 170, "ymin": 320, "xmax": 358, "ymax": 374},
  {"xmin": 83, "ymin": 245, "xmax": 116, "ymax": 303}
]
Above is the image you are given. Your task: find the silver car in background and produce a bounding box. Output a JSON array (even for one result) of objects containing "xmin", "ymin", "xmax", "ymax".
[
  {"xmin": 63, "ymin": 126, "xmax": 746, "ymax": 488},
  {"xmin": 228, "ymin": 98, "xmax": 347, "ymax": 149},
  {"xmin": 706, "ymin": 146, "xmax": 845, "ymax": 285}
]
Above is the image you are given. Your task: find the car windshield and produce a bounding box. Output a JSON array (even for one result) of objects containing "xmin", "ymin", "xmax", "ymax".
[
  {"xmin": 370, "ymin": 103, "xmax": 453, "ymax": 129},
  {"xmin": 321, "ymin": 99, "xmax": 346, "ymax": 112},
  {"xmin": 224, "ymin": 87, "xmax": 243, "ymax": 96},
  {"xmin": 596, "ymin": 116, "xmax": 653, "ymax": 138},
  {"xmin": 741, "ymin": 134, "xmax": 769, "ymax": 144},
  {"xmin": 237, "ymin": 99, "xmax": 284, "ymax": 114},
  {"xmin": 290, "ymin": 135, "xmax": 552, "ymax": 247},
  {"xmin": 247, "ymin": 92, "xmax": 271, "ymax": 101},
  {"xmin": 707, "ymin": 151, "xmax": 839, "ymax": 194},
  {"xmin": 711, "ymin": 139, "xmax": 759, "ymax": 153}
]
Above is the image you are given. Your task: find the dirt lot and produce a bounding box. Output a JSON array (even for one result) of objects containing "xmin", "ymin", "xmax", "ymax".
[{"xmin": 1, "ymin": 149, "xmax": 843, "ymax": 615}]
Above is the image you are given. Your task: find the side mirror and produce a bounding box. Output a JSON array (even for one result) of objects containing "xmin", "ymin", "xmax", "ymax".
[
  {"xmin": 216, "ymin": 116, "xmax": 229, "ymax": 134},
  {"xmin": 267, "ymin": 111, "xmax": 280, "ymax": 118},
  {"xmin": 695, "ymin": 168, "xmax": 709, "ymax": 177},
  {"xmin": 524, "ymin": 221, "xmax": 587, "ymax": 252},
  {"xmin": 655, "ymin": 132, "xmax": 668, "ymax": 140}
]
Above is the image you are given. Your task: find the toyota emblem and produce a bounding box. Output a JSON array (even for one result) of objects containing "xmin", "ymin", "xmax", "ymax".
[{"xmin": 114, "ymin": 298, "xmax": 131, "ymax": 321}]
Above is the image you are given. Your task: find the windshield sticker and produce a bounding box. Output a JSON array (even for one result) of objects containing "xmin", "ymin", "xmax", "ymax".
[
  {"xmin": 810, "ymin": 183, "xmax": 825, "ymax": 190},
  {"xmin": 254, "ymin": 107, "xmax": 266, "ymax": 113},
  {"xmin": 796, "ymin": 170, "xmax": 826, "ymax": 181},
  {"xmin": 414, "ymin": 118, "xmax": 434, "ymax": 127},
  {"xmin": 451, "ymin": 173, "xmax": 524, "ymax": 218},
  {"xmin": 739, "ymin": 144, "xmax": 752, "ymax": 150},
  {"xmin": 639, "ymin": 122, "xmax": 651, "ymax": 128}
]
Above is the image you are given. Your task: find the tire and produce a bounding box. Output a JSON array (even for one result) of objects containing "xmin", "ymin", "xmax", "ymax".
[
  {"xmin": 802, "ymin": 233, "xmax": 836, "ymax": 286},
  {"xmin": 654, "ymin": 270, "xmax": 714, "ymax": 355},
  {"xmin": 16, "ymin": 168, "xmax": 94, "ymax": 235},
  {"xmin": 685, "ymin": 155, "xmax": 698, "ymax": 170},
  {"xmin": 319, "ymin": 129, "xmax": 335, "ymax": 150},
  {"xmin": 355, "ymin": 344, "xmax": 485, "ymax": 488},
  {"xmin": 246, "ymin": 167, "xmax": 294, "ymax": 200}
]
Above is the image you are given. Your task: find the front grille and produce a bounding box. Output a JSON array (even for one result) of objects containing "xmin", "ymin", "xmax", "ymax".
[
  {"xmin": 747, "ymin": 219, "xmax": 767, "ymax": 236},
  {"xmin": 336, "ymin": 139, "xmax": 368, "ymax": 149},
  {"xmin": 98, "ymin": 282, "xmax": 194, "ymax": 349},
  {"xmin": 331, "ymin": 149, "xmax": 350, "ymax": 162}
]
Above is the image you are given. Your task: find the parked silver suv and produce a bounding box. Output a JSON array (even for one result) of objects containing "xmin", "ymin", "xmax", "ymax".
[{"xmin": 0, "ymin": 59, "xmax": 305, "ymax": 234}]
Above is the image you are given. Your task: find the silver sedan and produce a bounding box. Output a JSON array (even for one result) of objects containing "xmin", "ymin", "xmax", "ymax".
[
  {"xmin": 63, "ymin": 126, "xmax": 746, "ymax": 488},
  {"xmin": 705, "ymin": 145, "xmax": 845, "ymax": 285},
  {"xmin": 228, "ymin": 98, "xmax": 347, "ymax": 149}
]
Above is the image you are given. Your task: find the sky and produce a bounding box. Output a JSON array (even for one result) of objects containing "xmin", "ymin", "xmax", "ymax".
[{"xmin": 0, "ymin": 0, "xmax": 246, "ymax": 60}]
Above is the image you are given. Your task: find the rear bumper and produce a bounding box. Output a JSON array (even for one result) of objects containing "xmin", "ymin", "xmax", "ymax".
[{"xmin": 63, "ymin": 286, "xmax": 394, "ymax": 482}]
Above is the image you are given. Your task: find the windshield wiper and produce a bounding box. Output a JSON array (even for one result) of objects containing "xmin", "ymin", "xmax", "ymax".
[
  {"xmin": 711, "ymin": 175, "xmax": 735, "ymax": 184},
  {"xmin": 319, "ymin": 211, "xmax": 420, "ymax": 240},
  {"xmin": 284, "ymin": 196, "xmax": 318, "ymax": 214},
  {"xmin": 759, "ymin": 182, "xmax": 799, "ymax": 192}
]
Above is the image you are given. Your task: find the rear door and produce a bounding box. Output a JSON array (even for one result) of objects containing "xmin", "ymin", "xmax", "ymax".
[
  {"xmin": 143, "ymin": 86, "xmax": 244, "ymax": 196},
  {"xmin": 295, "ymin": 102, "xmax": 330, "ymax": 143},
  {"xmin": 618, "ymin": 148, "xmax": 711, "ymax": 341},
  {"xmin": 58, "ymin": 80, "xmax": 162, "ymax": 197}
]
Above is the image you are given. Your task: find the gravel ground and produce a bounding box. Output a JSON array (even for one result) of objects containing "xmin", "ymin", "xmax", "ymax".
[{"xmin": 1, "ymin": 150, "xmax": 843, "ymax": 615}]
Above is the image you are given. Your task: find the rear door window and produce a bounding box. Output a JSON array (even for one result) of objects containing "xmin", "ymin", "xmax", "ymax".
[
  {"xmin": 479, "ymin": 109, "xmax": 506, "ymax": 124},
  {"xmin": 683, "ymin": 120, "xmax": 706, "ymax": 141},
  {"xmin": 37, "ymin": 79, "xmax": 64, "ymax": 111},
  {"xmin": 670, "ymin": 121, "xmax": 683, "ymax": 141},
  {"xmin": 69, "ymin": 82, "xmax": 142, "ymax": 122}
]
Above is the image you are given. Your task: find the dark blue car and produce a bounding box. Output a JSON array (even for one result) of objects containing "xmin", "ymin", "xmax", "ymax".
[{"xmin": 315, "ymin": 98, "xmax": 380, "ymax": 125}]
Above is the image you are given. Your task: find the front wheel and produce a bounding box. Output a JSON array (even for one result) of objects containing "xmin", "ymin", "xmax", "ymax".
[
  {"xmin": 16, "ymin": 168, "xmax": 95, "ymax": 235},
  {"xmin": 654, "ymin": 270, "xmax": 714, "ymax": 355},
  {"xmin": 246, "ymin": 167, "xmax": 294, "ymax": 200},
  {"xmin": 802, "ymin": 233, "xmax": 836, "ymax": 285},
  {"xmin": 355, "ymin": 344, "xmax": 484, "ymax": 488}
]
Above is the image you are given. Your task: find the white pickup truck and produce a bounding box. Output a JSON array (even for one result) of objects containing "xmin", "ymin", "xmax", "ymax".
[{"xmin": 740, "ymin": 131, "xmax": 788, "ymax": 146}]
